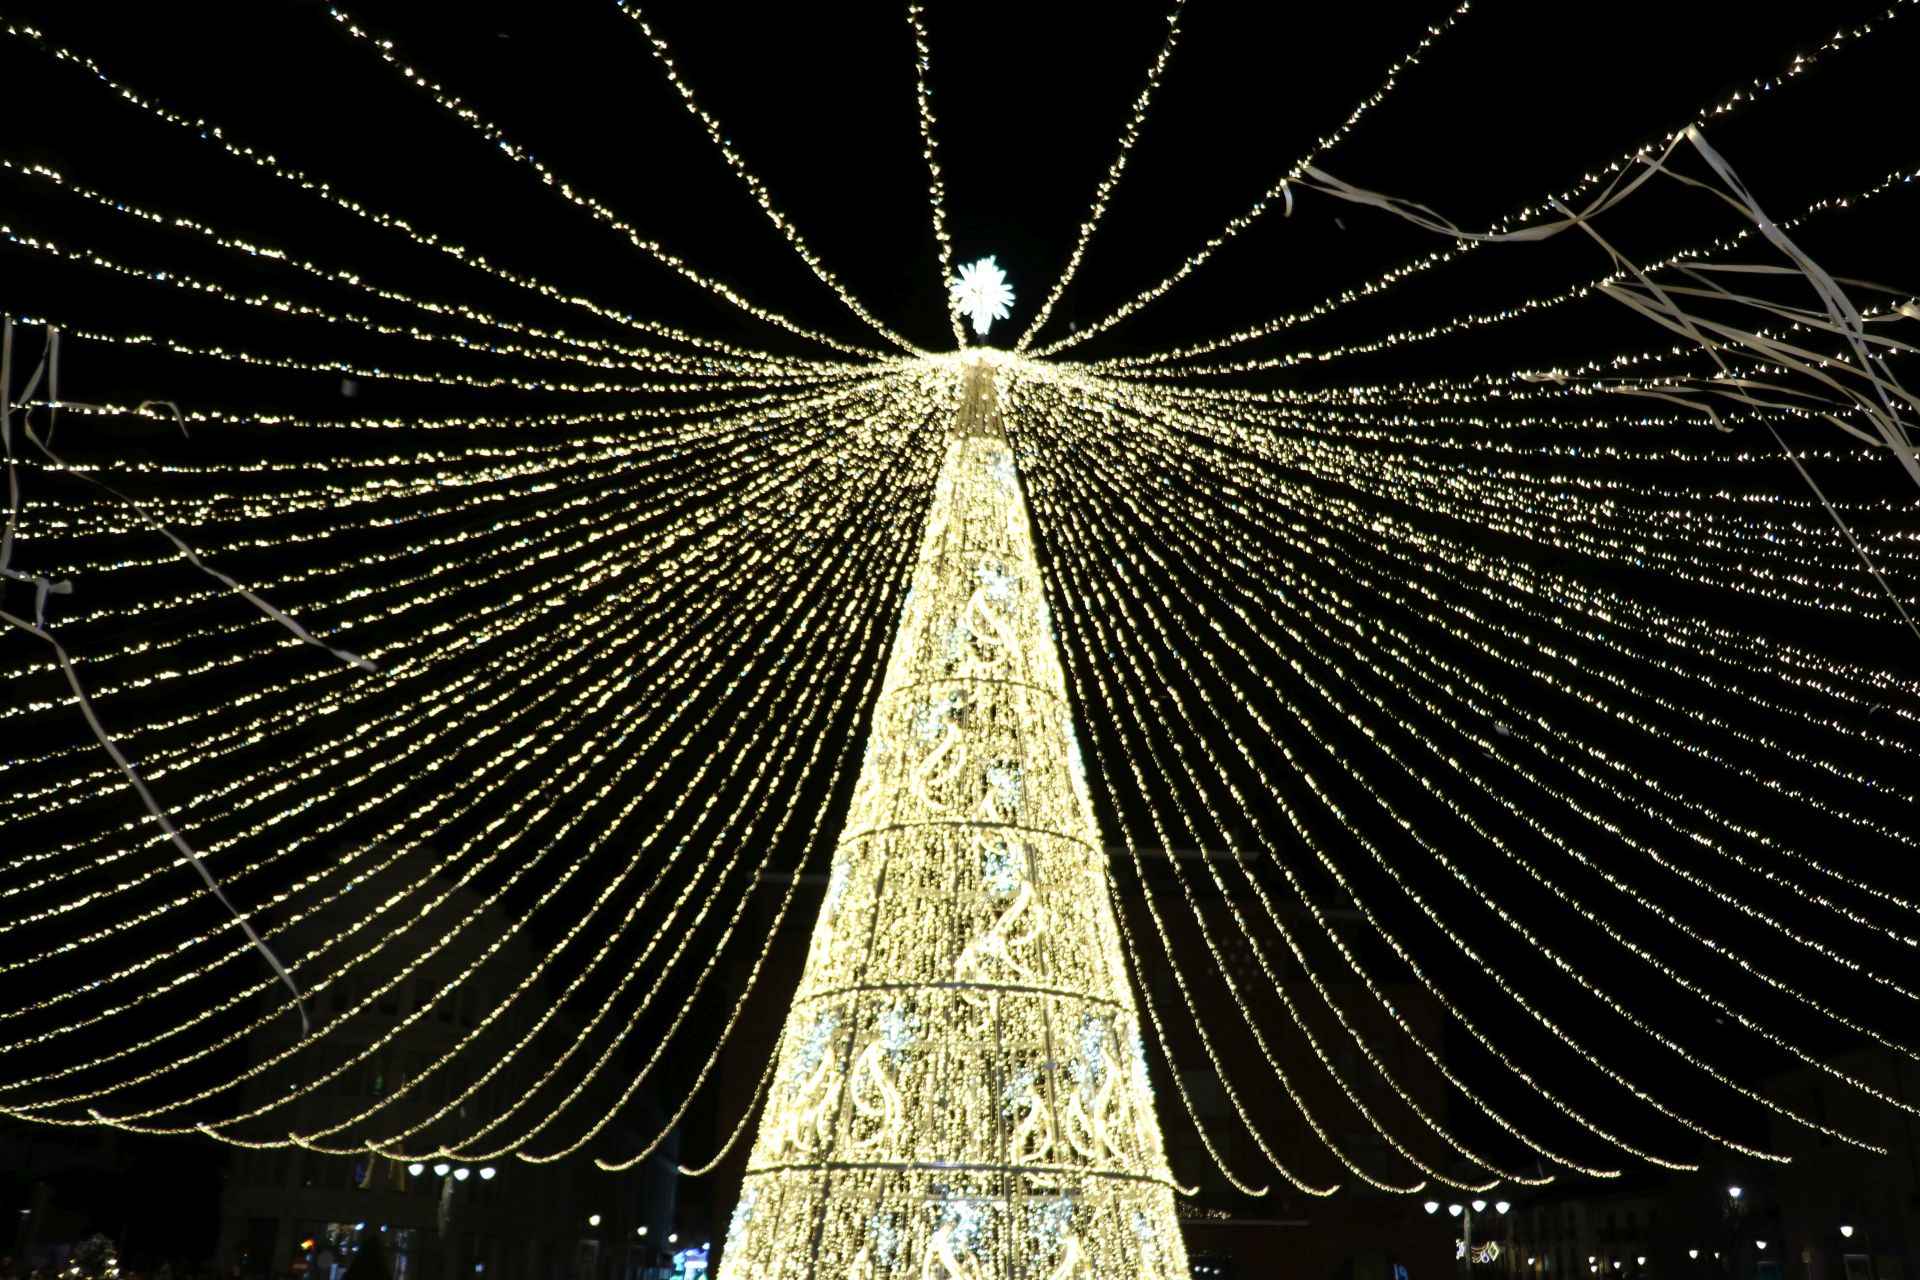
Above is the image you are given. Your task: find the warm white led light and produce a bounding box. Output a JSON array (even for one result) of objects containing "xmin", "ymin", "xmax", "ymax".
[{"xmin": 719, "ymin": 365, "xmax": 1188, "ymax": 1277}]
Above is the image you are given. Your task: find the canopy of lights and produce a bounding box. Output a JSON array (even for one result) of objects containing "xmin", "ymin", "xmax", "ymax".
[{"xmin": 1, "ymin": 3, "xmax": 1917, "ymax": 1278}]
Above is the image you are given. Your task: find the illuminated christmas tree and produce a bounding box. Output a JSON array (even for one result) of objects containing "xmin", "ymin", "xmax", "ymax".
[{"xmin": 717, "ymin": 358, "xmax": 1191, "ymax": 1279}]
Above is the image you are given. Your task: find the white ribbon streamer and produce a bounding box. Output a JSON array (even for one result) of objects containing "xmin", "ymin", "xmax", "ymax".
[
  {"xmin": 0, "ymin": 604, "xmax": 311, "ymax": 1034},
  {"xmin": 1, "ymin": 317, "xmax": 344, "ymax": 1034},
  {"xmin": 1292, "ymin": 131, "xmax": 1920, "ymax": 641}
]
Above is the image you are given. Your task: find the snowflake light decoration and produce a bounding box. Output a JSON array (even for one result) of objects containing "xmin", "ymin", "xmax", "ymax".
[
  {"xmin": 980, "ymin": 836, "xmax": 1023, "ymax": 898},
  {"xmin": 876, "ymin": 1001, "xmax": 918, "ymax": 1063},
  {"xmin": 788, "ymin": 1010, "xmax": 838, "ymax": 1085},
  {"xmin": 986, "ymin": 449, "xmax": 1020, "ymax": 491},
  {"xmin": 985, "ymin": 761, "xmax": 1024, "ymax": 815},
  {"xmin": 937, "ymin": 1197, "xmax": 991, "ymax": 1253},
  {"xmin": 868, "ymin": 1213, "xmax": 901, "ymax": 1268},
  {"xmin": 727, "ymin": 1187, "xmax": 759, "ymax": 1253},
  {"xmin": 977, "ymin": 560, "xmax": 1017, "ymax": 604},
  {"xmin": 949, "ymin": 255, "xmax": 1015, "ymax": 337}
]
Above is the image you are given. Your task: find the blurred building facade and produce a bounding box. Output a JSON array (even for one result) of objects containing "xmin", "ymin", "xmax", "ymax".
[
  {"xmin": 1497, "ymin": 1047, "xmax": 1917, "ymax": 1280},
  {"xmin": 3, "ymin": 1126, "xmax": 126, "ymax": 1274},
  {"xmin": 213, "ymin": 856, "xmax": 679, "ymax": 1280}
]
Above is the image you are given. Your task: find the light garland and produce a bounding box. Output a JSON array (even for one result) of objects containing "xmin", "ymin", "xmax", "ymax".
[
  {"xmin": 905, "ymin": 4, "xmax": 968, "ymax": 350},
  {"xmin": 1048, "ymin": 366, "xmax": 1920, "ymax": 901},
  {"xmin": 1035, "ymin": 2, "xmax": 1912, "ymax": 358},
  {"xmin": 1092, "ymin": 161, "xmax": 1920, "ymax": 380},
  {"xmin": 1, "ymin": 401, "xmax": 898, "ymax": 1074},
  {"xmin": 323, "ymin": 6, "xmax": 893, "ymax": 360},
  {"xmin": 7, "ymin": 372, "xmax": 952, "ymax": 1159},
  {"xmin": 1012, "ymin": 0, "xmax": 1187, "ymax": 353},
  {"xmin": 615, "ymin": 4, "xmax": 923, "ymax": 356},
  {"xmin": 0, "ymin": 157, "xmax": 838, "ymax": 377},
  {"xmin": 0, "ymin": 20, "xmax": 840, "ymax": 369},
  {"xmin": 1004, "ymin": 363, "xmax": 1918, "ymax": 1161},
  {"xmin": 1046, "ymin": 424, "xmax": 1902, "ymax": 1149},
  {"xmin": 1030, "ymin": 0, "xmax": 1479, "ymax": 357}
]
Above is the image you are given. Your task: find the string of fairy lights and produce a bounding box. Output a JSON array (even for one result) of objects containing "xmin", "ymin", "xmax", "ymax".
[
  {"xmin": 1010, "ymin": 0, "xmax": 1188, "ymax": 354},
  {"xmin": 1008, "ymin": 371, "xmax": 1914, "ymax": 1150},
  {"xmin": 2, "ymin": 0, "xmax": 1918, "ymax": 1237}
]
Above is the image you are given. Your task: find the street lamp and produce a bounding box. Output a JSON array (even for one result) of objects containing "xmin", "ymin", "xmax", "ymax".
[
  {"xmin": 588, "ymin": 1215, "xmax": 601, "ymax": 1229},
  {"xmin": 1727, "ymin": 1187, "xmax": 1743, "ymax": 1201},
  {"xmin": 1426, "ymin": 1202, "xmax": 1442, "ymax": 1215},
  {"xmin": 1839, "ymin": 1190, "xmax": 1879, "ymax": 1280},
  {"xmin": 1689, "ymin": 1251, "xmax": 1699, "ymax": 1261},
  {"xmin": 433, "ymin": 1162, "xmax": 451, "ymax": 1177},
  {"xmin": 478, "ymin": 1167, "xmax": 497, "ymax": 1181},
  {"xmin": 407, "ymin": 1163, "xmax": 424, "ymax": 1177},
  {"xmin": 1446, "ymin": 1196, "xmax": 1510, "ymax": 1275}
]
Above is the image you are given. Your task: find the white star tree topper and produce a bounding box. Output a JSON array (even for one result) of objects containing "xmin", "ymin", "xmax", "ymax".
[{"xmin": 949, "ymin": 255, "xmax": 1015, "ymax": 338}]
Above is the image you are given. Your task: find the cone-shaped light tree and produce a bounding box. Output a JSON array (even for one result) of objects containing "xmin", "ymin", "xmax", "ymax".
[{"xmin": 718, "ymin": 361, "xmax": 1192, "ymax": 1279}]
